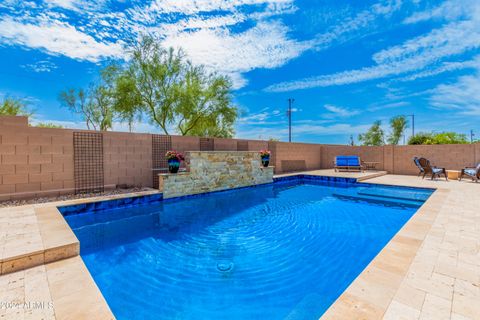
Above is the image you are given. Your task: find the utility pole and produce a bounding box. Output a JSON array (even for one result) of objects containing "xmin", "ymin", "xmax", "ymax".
[
  {"xmin": 287, "ymin": 98, "xmax": 294, "ymax": 143},
  {"xmin": 405, "ymin": 114, "xmax": 415, "ymax": 138},
  {"xmin": 411, "ymin": 114, "xmax": 415, "ymax": 137},
  {"xmin": 471, "ymin": 129, "xmax": 475, "ymax": 143}
]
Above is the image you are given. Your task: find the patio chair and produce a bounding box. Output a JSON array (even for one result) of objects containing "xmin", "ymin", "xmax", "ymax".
[
  {"xmin": 417, "ymin": 157, "xmax": 448, "ymax": 181},
  {"xmin": 459, "ymin": 163, "xmax": 480, "ymax": 182},
  {"xmin": 334, "ymin": 155, "xmax": 364, "ymax": 172},
  {"xmin": 413, "ymin": 157, "xmax": 424, "ymax": 177}
]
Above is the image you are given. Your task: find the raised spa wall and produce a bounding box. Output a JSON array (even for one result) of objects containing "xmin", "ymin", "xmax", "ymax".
[{"xmin": 158, "ymin": 151, "xmax": 274, "ymax": 199}]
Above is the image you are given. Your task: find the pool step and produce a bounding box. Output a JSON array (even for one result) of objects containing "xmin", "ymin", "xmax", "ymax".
[
  {"xmin": 357, "ymin": 188, "xmax": 430, "ymax": 202},
  {"xmin": 332, "ymin": 193, "xmax": 422, "ymax": 208}
]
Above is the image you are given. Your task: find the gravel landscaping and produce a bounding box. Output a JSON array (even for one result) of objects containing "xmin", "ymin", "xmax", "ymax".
[{"xmin": 0, "ymin": 187, "xmax": 155, "ymax": 208}]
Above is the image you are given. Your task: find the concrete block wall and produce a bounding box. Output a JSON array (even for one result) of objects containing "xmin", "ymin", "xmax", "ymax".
[
  {"xmin": 247, "ymin": 140, "xmax": 268, "ymax": 153},
  {"xmin": 0, "ymin": 117, "xmax": 74, "ymax": 200},
  {"xmin": 2, "ymin": 115, "xmax": 479, "ymax": 200},
  {"xmin": 213, "ymin": 138, "xmax": 237, "ymax": 151},
  {"xmin": 321, "ymin": 144, "xmax": 478, "ymax": 175},
  {"xmin": 321, "ymin": 145, "xmax": 386, "ymax": 170},
  {"xmin": 103, "ymin": 131, "xmax": 152, "ymax": 188},
  {"xmin": 392, "ymin": 144, "xmax": 477, "ymax": 175},
  {"xmin": 274, "ymin": 142, "xmax": 322, "ymax": 173}
]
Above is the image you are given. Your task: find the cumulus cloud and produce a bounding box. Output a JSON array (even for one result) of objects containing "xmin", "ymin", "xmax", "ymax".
[
  {"xmin": 0, "ymin": 17, "xmax": 124, "ymax": 62},
  {"xmin": 162, "ymin": 21, "xmax": 309, "ymax": 88}
]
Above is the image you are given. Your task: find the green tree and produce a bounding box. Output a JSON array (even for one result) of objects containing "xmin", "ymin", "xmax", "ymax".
[
  {"xmin": 408, "ymin": 132, "xmax": 469, "ymax": 145},
  {"xmin": 432, "ymin": 132, "xmax": 468, "ymax": 144},
  {"xmin": 408, "ymin": 132, "xmax": 433, "ymax": 145},
  {"xmin": 115, "ymin": 35, "xmax": 237, "ymax": 137},
  {"xmin": 114, "ymin": 38, "xmax": 184, "ymax": 135},
  {"xmin": 59, "ymin": 66, "xmax": 118, "ymax": 131},
  {"xmin": 35, "ymin": 123, "xmax": 64, "ymax": 128},
  {"xmin": 387, "ymin": 115, "xmax": 408, "ymax": 145},
  {"xmin": 0, "ymin": 97, "xmax": 32, "ymax": 116},
  {"xmin": 358, "ymin": 120, "xmax": 385, "ymax": 146},
  {"xmin": 176, "ymin": 65, "xmax": 236, "ymax": 137}
]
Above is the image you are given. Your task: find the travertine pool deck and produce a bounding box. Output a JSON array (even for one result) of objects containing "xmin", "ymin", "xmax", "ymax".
[
  {"xmin": 0, "ymin": 174, "xmax": 478, "ymax": 319},
  {"xmin": 0, "ymin": 189, "xmax": 159, "ymax": 319},
  {"xmin": 322, "ymin": 175, "xmax": 480, "ymax": 320}
]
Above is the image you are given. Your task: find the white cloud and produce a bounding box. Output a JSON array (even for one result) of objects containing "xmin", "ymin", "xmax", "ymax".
[
  {"xmin": 430, "ymin": 73, "xmax": 480, "ymax": 116},
  {"xmin": 0, "ymin": 17, "xmax": 124, "ymax": 62},
  {"xmin": 265, "ymin": 9, "xmax": 480, "ymax": 92},
  {"xmin": 323, "ymin": 104, "xmax": 360, "ymax": 118},
  {"xmin": 162, "ymin": 20, "xmax": 310, "ymax": 88},
  {"xmin": 403, "ymin": 0, "xmax": 476, "ymax": 24},
  {"xmin": 311, "ymin": 0, "xmax": 402, "ymax": 50},
  {"xmin": 236, "ymin": 122, "xmax": 370, "ymax": 140},
  {"xmin": 44, "ymin": 0, "xmax": 108, "ymax": 11},
  {"xmin": 21, "ymin": 59, "xmax": 58, "ymax": 73},
  {"xmin": 139, "ymin": 0, "xmax": 294, "ymax": 16},
  {"xmin": 367, "ymin": 101, "xmax": 410, "ymax": 112},
  {"xmin": 394, "ymin": 56, "xmax": 480, "ymax": 82},
  {"xmin": 44, "ymin": 0, "xmax": 78, "ymax": 10}
]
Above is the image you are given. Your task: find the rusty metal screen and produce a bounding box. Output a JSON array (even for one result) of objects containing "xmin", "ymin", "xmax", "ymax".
[
  {"xmin": 281, "ymin": 160, "xmax": 307, "ymax": 173},
  {"xmin": 73, "ymin": 132, "xmax": 104, "ymax": 194},
  {"xmin": 200, "ymin": 138, "xmax": 214, "ymax": 151},
  {"xmin": 152, "ymin": 135, "xmax": 172, "ymax": 188},
  {"xmin": 236, "ymin": 140, "xmax": 249, "ymax": 151}
]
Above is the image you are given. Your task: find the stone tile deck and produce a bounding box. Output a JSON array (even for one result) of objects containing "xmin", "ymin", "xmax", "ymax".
[
  {"xmin": 0, "ymin": 190, "xmax": 159, "ymax": 319},
  {"xmin": 322, "ymin": 175, "xmax": 480, "ymax": 320},
  {"xmin": 0, "ymin": 256, "xmax": 113, "ymax": 319},
  {"xmin": 0, "ymin": 175, "xmax": 478, "ymax": 319}
]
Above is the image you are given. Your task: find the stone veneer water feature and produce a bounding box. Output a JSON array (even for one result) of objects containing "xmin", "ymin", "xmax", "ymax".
[{"xmin": 158, "ymin": 151, "xmax": 274, "ymax": 199}]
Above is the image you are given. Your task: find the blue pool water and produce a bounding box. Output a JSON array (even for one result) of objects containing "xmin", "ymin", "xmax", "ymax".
[{"xmin": 62, "ymin": 178, "xmax": 433, "ymax": 320}]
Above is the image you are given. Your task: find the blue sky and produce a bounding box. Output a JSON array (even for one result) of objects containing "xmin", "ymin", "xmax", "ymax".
[{"xmin": 0, "ymin": 0, "xmax": 479, "ymax": 144}]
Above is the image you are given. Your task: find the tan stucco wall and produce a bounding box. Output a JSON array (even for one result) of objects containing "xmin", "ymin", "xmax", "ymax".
[{"xmin": 1, "ymin": 115, "xmax": 478, "ymax": 200}]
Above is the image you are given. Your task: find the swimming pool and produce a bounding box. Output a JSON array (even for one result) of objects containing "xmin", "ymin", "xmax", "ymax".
[{"xmin": 60, "ymin": 176, "xmax": 433, "ymax": 320}]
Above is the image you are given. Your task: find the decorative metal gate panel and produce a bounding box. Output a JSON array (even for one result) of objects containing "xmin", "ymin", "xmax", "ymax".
[
  {"xmin": 73, "ymin": 132, "xmax": 104, "ymax": 194},
  {"xmin": 152, "ymin": 135, "xmax": 172, "ymax": 188}
]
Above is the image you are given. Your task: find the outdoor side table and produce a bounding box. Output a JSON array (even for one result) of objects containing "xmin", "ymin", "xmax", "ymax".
[
  {"xmin": 363, "ymin": 161, "xmax": 380, "ymax": 170},
  {"xmin": 446, "ymin": 170, "xmax": 461, "ymax": 180}
]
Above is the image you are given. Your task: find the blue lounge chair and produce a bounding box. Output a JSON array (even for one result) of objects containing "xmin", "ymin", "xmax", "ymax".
[
  {"xmin": 334, "ymin": 155, "xmax": 364, "ymax": 172},
  {"xmin": 460, "ymin": 163, "xmax": 480, "ymax": 182}
]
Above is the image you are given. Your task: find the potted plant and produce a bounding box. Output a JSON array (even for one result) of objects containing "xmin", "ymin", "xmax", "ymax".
[
  {"xmin": 259, "ymin": 150, "xmax": 271, "ymax": 167},
  {"xmin": 165, "ymin": 151, "xmax": 185, "ymax": 173}
]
